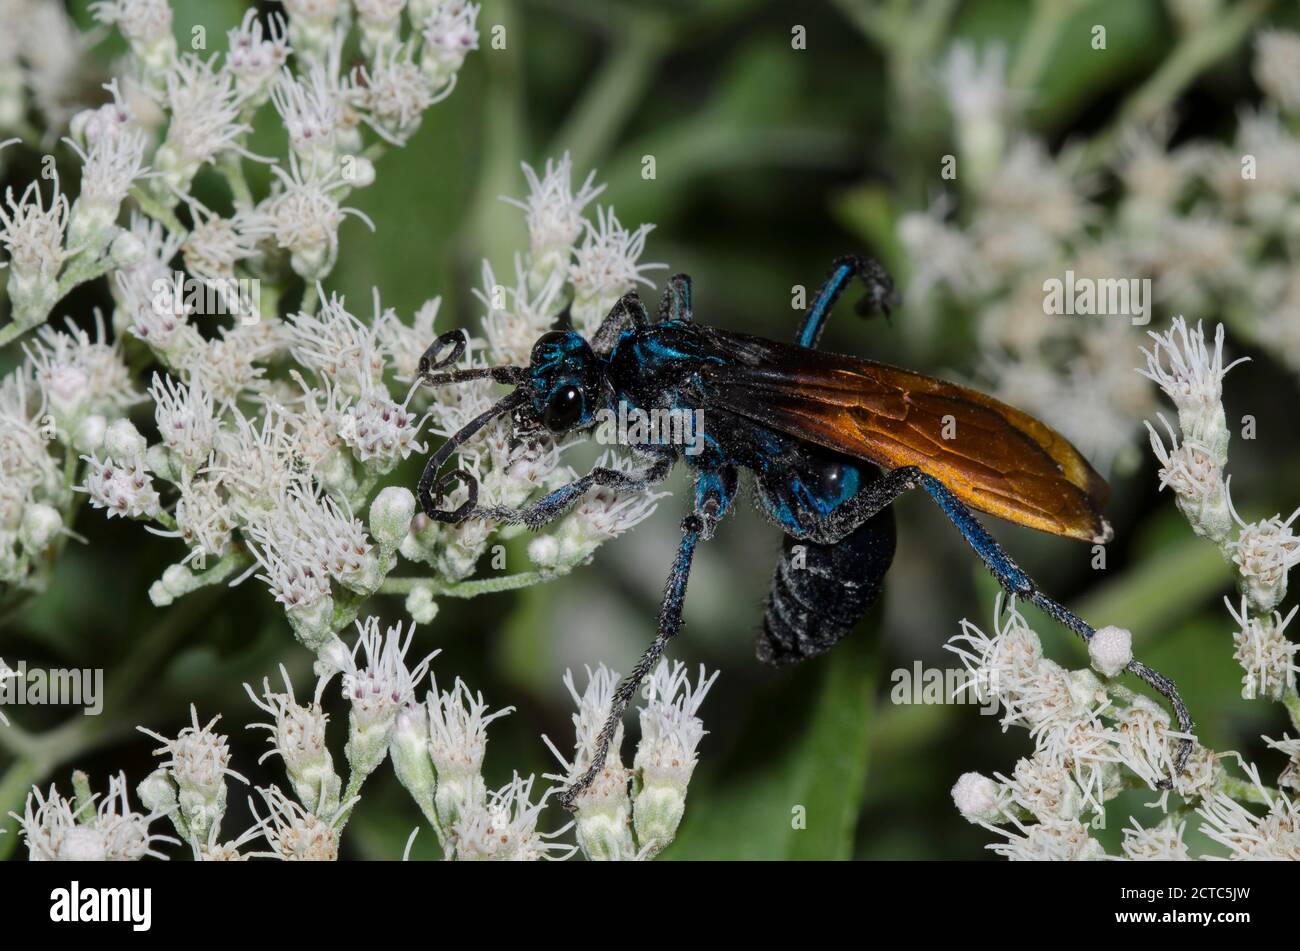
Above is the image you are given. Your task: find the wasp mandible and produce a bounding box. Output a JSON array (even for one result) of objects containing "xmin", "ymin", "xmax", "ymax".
[{"xmin": 415, "ymin": 256, "xmax": 1193, "ymax": 808}]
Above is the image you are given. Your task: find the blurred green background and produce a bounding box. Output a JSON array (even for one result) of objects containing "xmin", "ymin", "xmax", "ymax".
[{"xmin": 3, "ymin": 0, "xmax": 1300, "ymax": 859}]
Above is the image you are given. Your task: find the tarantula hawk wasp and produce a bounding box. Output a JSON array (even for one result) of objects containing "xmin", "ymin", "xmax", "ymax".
[{"xmin": 415, "ymin": 255, "xmax": 1194, "ymax": 809}]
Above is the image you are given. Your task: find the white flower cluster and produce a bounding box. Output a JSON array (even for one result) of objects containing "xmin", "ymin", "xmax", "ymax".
[
  {"xmin": 1141, "ymin": 319, "xmax": 1299, "ymax": 703},
  {"xmin": 13, "ymin": 619, "xmax": 715, "ymax": 861},
  {"xmin": 11, "ymin": 771, "xmax": 178, "ymax": 861},
  {"xmin": 0, "ymin": 1, "xmax": 489, "ymax": 658},
  {"xmin": 899, "ymin": 32, "xmax": 1300, "ymax": 475},
  {"xmin": 401, "ymin": 152, "xmax": 666, "ymax": 587},
  {"xmin": 541, "ymin": 661, "xmax": 718, "ymax": 860},
  {"xmin": 944, "ymin": 601, "xmax": 1299, "ymax": 860},
  {"xmin": 948, "ymin": 319, "xmax": 1300, "ymax": 860}
]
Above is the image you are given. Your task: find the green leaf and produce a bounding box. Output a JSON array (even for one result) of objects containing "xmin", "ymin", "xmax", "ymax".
[{"xmin": 664, "ymin": 617, "xmax": 877, "ymax": 859}]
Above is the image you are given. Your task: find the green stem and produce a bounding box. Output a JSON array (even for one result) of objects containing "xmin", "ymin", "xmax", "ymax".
[
  {"xmin": 1009, "ymin": 0, "xmax": 1077, "ymax": 92},
  {"xmin": 130, "ymin": 185, "xmax": 188, "ymax": 238},
  {"xmin": 219, "ymin": 157, "xmax": 255, "ymax": 211},
  {"xmin": 300, "ymin": 282, "xmax": 320, "ymax": 317},
  {"xmin": 333, "ymin": 767, "xmax": 372, "ymax": 833},
  {"xmin": 1079, "ymin": 0, "xmax": 1276, "ymax": 171},
  {"xmin": 1283, "ymin": 689, "xmax": 1300, "ymax": 734},
  {"xmin": 546, "ymin": 12, "xmax": 669, "ymax": 173},
  {"xmin": 379, "ymin": 568, "xmax": 563, "ymax": 598}
]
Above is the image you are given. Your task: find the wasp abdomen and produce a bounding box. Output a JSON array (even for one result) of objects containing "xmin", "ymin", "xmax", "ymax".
[{"xmin": 757, "ymin": 509, "xmax": 895, "ymax": 666}]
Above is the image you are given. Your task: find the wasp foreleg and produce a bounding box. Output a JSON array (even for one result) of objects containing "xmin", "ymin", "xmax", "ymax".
[{"xmin": 589, "ymin": 292, "xmax": 651, "ymax": 354}]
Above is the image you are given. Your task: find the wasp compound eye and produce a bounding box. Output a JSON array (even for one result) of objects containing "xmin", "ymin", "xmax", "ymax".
[{"xmin": 544, "ymin": 384, "xmax": 583, "ymax": 431}]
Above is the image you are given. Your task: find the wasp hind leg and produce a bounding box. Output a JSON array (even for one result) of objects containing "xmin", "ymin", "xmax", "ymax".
[{"xmin": 798, "ymin": 463, "xmax": 1195, "ymax": 781}]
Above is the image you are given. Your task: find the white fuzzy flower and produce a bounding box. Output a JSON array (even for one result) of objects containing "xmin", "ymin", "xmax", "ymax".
[
  {"xmin": 181, "ymin": 205, "xmax": 258, "ymax": 286},
  {"xmin": 206, "ymin": 406, "xmax": 298, "ymax": 515},
  {"xmin": 1226, "ymin": 505, "xmax": 1300, "ymax": 613},
  {"xmin": 355, "ymin": 0, "xmax": 408, "ymax": 33},
  {"xmin": 1196, "ymin": 761, "xmax": 1300, "ymax": 859},
  {"xmin": 287, "ymin": 289, "xmax": 386, "ymax": 395},
  {"xmin": 376, "ymin": 296, "xmax": 440, "ymax": 380},
  {"xmin": 14, "ymin": 773, "xmax": 179, "ymax": 861},
  {"xmin": 1112, "ymin": 697, "xmax": 1179, "ymax": 791},
  {"xmin": 188, "ymin": 326, "xmax": 273, "ymax": 405},
  {"xmin": 985, "ymin": 817, "xmax": 1106, "ymax": 861},
  {"xmin": 477, "ymin": 256, "xmax": 566, "ymax": 365},
  {"xmin": 90, "ymin": 0, "xmax": 176, "ymax": 70},
  {"xmin": 166, "ymin": 474, "xmax": 234, "ymax": 565},
  {"xmin": 543, "ymin": 663, "xmax": 633, "ymax": 860},
  {"xmin": 26, "ymin": 317, "xmax": 138, "ymax": 428},
  {"xmin": 569, "ymin": 206, "xmax": 665, "ymax": 334},
  {"xmin": 69, "ymin": 79, "xmax": 136, "ymax": 150},
  {"xmin": 1003, "ymin": 755, "xmax": 1085, "ymax": 822},
  {"xmin": 451, "ymin": 773, "xmax": 573, "ymax": 861},
  {"xmin": 247, "ymin": 158, "xmax": 374, "ymax": 280},
  {"xmin": 1138, "ymin": 319, "xmax": 1245, "ymax": 460},
  {"xmin": 898, "ymin": 198, "xmax": 989, "ymax": 305},
  {"xmin": 420, "ymin": 0, "xmax": 480, "ymax": 90},
  {"xmin": 1122, "ymin": 817, "xmax": 1190, "ymax": 860},
  {"xmin": 0, "ymin": 171, "xmax": 72, "ymax": 324},
  {"xmin": 339, "ymin": 617, "xmax": 437, "ymax": 776},
  {"xmin": 502, "ymin": 152, "xmax": 605, "ymax": 291},
  {"xmin": 282, "ymin": 0, "xmax": 344, "ymax": 62},
  {"xmin": 138, "ymin": 706, "xmax": 247, "ymax": 843},
  {"xmin": 249, "ymin": 785, "xmax": 345, "ymax": 861},
  {"xmin": 269, "ymin": 59, "xmax": 348, "ymax": 168},
  {"xmin": 1144, "ymin": 415, "xmax": 1231, "ymax": 542},
  {"xmin": 66, "ymin": 129, "xmax": 149, "ymax": 251},
  {"xmin": 78, "ymin": 452, "xmax": 159, "ymax": 519},
  {"xmin": 632, "ymin": 660, "xmax": 717, "ymax": 854},
  {"xmin": 245, "ymin": 665, "xmax": 341, "ymax": 815},
  {"xmin": 951, "ymin": 771, "xmax": 1004, "ymax": 823},
  {"xmin": 426, "ymin": 674, "xmax": 513, "ymax": 824},
  {"xmin": 939, "ymin": 43, "xmax": 1016, "ymax": 190},
  {"xmin": 226, "ymin": 10, "xmax": 290, "ymax": 104},
  {"xmin": 1225, "ymin": 597, "xmax": 1299, "ymax": 701},
  {"xmin": 153, "ymin": 55, "xmax": 254, "ymax": 197},
  {"xmin": 341, "ymin": 386, "xmax": 426, "ymax": 472},
  {"xmin": 15, "ymin": 1, "xmax": 90, "ymax": 131},
  {"xmin": 352, "ymin": 42, "xmax": 436, "ymax": 146},
  {"xmin": 150, "ymin": 373, "xmax": 219, "ymax": 472},
  {"xmin": 111, "ymin": 212, "xmax": 185, "ymax": 304}
]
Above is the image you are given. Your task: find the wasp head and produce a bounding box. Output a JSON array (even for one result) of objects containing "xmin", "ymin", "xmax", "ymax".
[{"xmin": 524, "ymin": 330, "xmax": 609, "ymax": 433}]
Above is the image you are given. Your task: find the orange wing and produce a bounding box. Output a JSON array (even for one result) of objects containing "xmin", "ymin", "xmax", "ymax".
[{"xmin": 700, "ymin": 331, "xmax": 1111, "ymax": 543}]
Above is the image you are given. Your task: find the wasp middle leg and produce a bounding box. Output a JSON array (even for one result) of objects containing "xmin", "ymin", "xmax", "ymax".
[{"xmin": 561, "ymin": 465, "xmax": 737, "ymax": 809}]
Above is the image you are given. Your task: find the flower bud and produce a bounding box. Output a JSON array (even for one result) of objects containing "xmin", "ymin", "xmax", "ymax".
[
  {"xmin": 104, "ymin": 418, "xmax": 147, "ymax": 461},
  {"xmin": 73, "ymin": 414, "xmax": 107, "ymax": 453},
  {"xmin": 390, "ymin": 703, "xmax": 437, "ymax": 816},
  {"xmin": 369, "ymin": 486, "xmax": 415, "ymax": 550},
  {"xmin": 405, "ymin": 583, "xmax": 438, "ymax": 624},
  {"xmin": 19, "ymin": 503, "xmax": 63, "ymax": 553},
  {"xmin": 1089, "ymin": 626, "xmax": 1133, "ymax": 678},
  {"xmin": 952, "ymin": 771, "xmax": 1003, "ymax": 823},
  {"xmin": 136, "ymin": 767, "xmax": 179, "ymax": 816}
]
